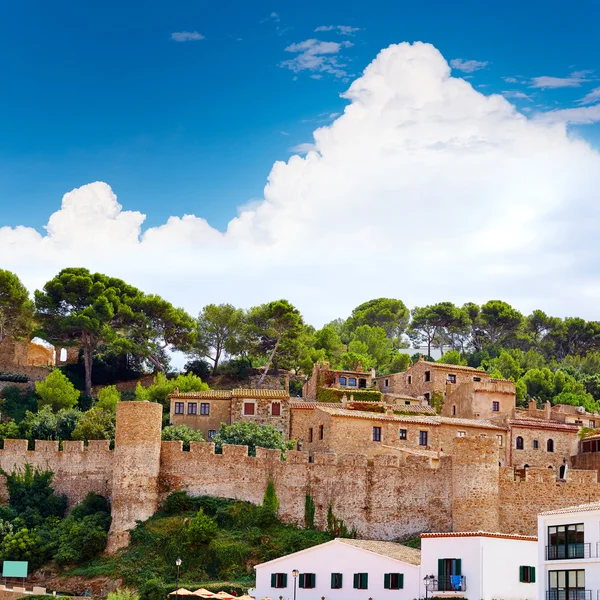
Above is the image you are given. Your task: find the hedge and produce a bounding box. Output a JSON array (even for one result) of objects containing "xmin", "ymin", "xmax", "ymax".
[
  {"xmin": 317, "ymin": 388, "xmax": 382, "ymax": 403},
  {"xmin": 0, "ymin": 372, "xmax": 30, "ymax": 383}
]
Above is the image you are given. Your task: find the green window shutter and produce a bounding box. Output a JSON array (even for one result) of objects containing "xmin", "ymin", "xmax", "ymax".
[
  {"xmin": 531, "ymin": 567, "xmax": 536, "ymax": 583},
  {"xmin": 384, "ymin": 573, "xmax": 390, "ymax": 589},
  {"xmin": 438, "ymin": 558, "xmax": 444, "ymax": 581},
  {"xmin": 282, "ymin": 573, "xmax": 287, "ymax": 588},
  {"xmin": 353, "ymin": 574, "xmax": 359, "ymax": 589},
  {"xmin": 362, "ymin": 573, "xmax": 369, "ymax": 589},
  {"xmin": 455, "ymin": 559, "xmax": 462, "ymax": 576},
  {"xmin": 331, "ymin": 573, "xmax": 336, "ymax": 588},
  {"xmin": 299, "ymin": 574, "xmax": 305, "ymax": 589},
  {"xmin": 519, "ymin": 566, "xmax": 525, "ymax": 583},
  {"xmin": 271, "ymin": 574, "xmax": 276, "ymax": 588},
  {"xmin": 399, "ymin": 574, "xmax": 404, "ymax": 589},
  {"xmin": 338, "ymin": 573, "xmax": 343, "ymax": 588},
  {"xmin": 311, "ymin": 574, "xmax": 316, "ymax": 588}
]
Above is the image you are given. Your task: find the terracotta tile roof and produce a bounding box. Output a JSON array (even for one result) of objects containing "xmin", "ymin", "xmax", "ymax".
[
  {"xmin": 421, "ymin": 362, "xmax": 488, "ymax": 374},
  {"xmin": 337, "ymin": 538, "xmax": 421, "ymax": 565},
  {"xmin": 421, "ymin": 531, "xmax": 537, "ymax": 542},
  {"xmin": 169, "ymin": 390, "xmax": 233, "ymax": 399},
  {"xmin": 388, "ymin": 404, "xmax": 437, "ymax": 415},
  {"xmin": 539, "ymin": 502, "xmax": 600, "ymax": 516},
  {"xmin": 317, "ymin": 406, "xmax": 505, "ymax": 430},
  {"xmin": 509, "ymin": 419, "xmax": 580, "ymax": 432},
  {"xmin": 169, "ymin": 388, "xmax": 289, "ymax": 400},
  {"xmin": 290, "ymin": 401, "xmax": 319, "ymax": 409}
]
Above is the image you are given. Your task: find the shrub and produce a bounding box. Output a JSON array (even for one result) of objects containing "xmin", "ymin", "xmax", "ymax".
[
  {"xmin": 135, "ymin": 372, "xmax": 208, "ymax": 412},
  {"xmin": 0, "ymin": 385, "xmax": 38, "ymax": 422},
  {"xmin": 96, "ymin": 385, "xmax": 121, "ymax": 412},
  {"xmin": 0, "ymin": 372, "xmax": 29, "ymax": 383},
  {"xmin": 213, "ymin": 422, "xmax": 295, "ymax": 457},
  {"xmin": 186, "ymin": 509, "xmax": 218, "ymax": 545},
  {"xmin": 160, "ymin": 491, "xmax": 202, "ymax": 515},
  {"xmin": 55, "ymin": 514, "xmax": 109, "ymax": 565},
  {"xmin": 108, "ymin": 589, "xmax": 140, "ymax": 600},
  {"xmin": 317, "ymin": 388, "xmax": 382, "ymax": 403},
  {"xmin": 161, "ymin": 425, "xmax": 204, "ymax": 450},
  {"xmin": 36, "ymin": 369, "xmax": 80, "ymax": 411}
]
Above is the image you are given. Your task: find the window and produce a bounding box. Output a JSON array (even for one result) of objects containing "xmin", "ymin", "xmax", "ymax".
[
  {"xmin": 516, "ymin": 436, "xmax": 524, "ymax": 450},
  {"xmin": 407, "ymin": 375, "xmax": 412, "ymax": 385},
  {"xmin": 492, "ymin": 401, "xmax": 500, "ymax": 412},
  {"xmin": 339, "ymin": 376, "xmax": 347, "ymax": 386},
  {"xmin": 308, "ymin": 428, "xmax": 313, "ymax": 443},
  {"xmin": 547, "ymin": 438, "xmax": 555, "ymax": 452},
  {"xmin": 405, "ymin": 400, "xmax": 410, "ymax": 405},
  {"xmin": 358, "ymin": 378, "xmax": 367, "ymax": 388},
  {"xmin": 496, "ymin": 435, "xmax": 503, "ymax": 447},
  {"xmin": 424, "ymin": 371, "xmax": 431, "ymax": 382},
  {"xmin": 457, "ymin": 431, "xmax": 466, "ymax": 437},
  {"xmin": 424, "ymin": 392, "xmax": 431, "ymax": 402},
  {"xmin": 331, "ymin": 573, "xmax": 343, "ymax": 589},
  {"xmin": 547, "ymin": 524, "xmax": 585, "ymax": 560},
  {"xmin": 174, "ymin": 402, "xmax": 184, "ymax": 415},
  {"xmin": 187, "ymin": 402, "xmax": 197, "ymax": 415},
  {"xmin": 447, "ymin": 374, "xmax": 456, "ymax": 384},
  {"xmin": 519, "ymin": 566, "xmax": 536, "ymax": 583},
  {"xmin": 384, "ymin": 573, "xmax": 404, "ymax": 590},
  {"xmin": 200, "ymin": 403, "xmax": 210, "ymax": 415},
  {"xmin": 373, "ymin": 427, "xmax": 381, "ymax": 442},
  {"xmin": 271, "ymin": 402, "xmax": 281, "ymax": 416},
  {"xmin": 399, "ymin": 429, "xmax": 407, "ymax": 440},
  {"xmin": 548, "ymin": 570, "xmax": 585, "ymax": 600},
  {"xmin": 271, "ymin": 573, "xmax": 287, "ymax": 588},
  {"xmin": 299, "ymin": 573, "xmax": 316, "ymax": 589},
  {"xmin": 385, "ymin": 379, "xmax": 389, "ymax": 387},
  {"xmin": 473, "ymin": 376, "xmax": 481, "ymax": 382},
  {"xmin": 590, "ymin": 420, "xmax": 595, "ymax": 428},
  {"xmin": 533, "ymin": 439, "xmax": 539, "ymax": 449},
  {"xmin": 208, "ymin": 430, "xmax": 216, "ymax": 440},
  {"xmin": 452, "ymin": 405, "xmax": 456, "ymax": 416},
  {"xmin": 353, "ymin": 573, "xmax": 368, "ymax": 590},
  {"xmin": 243, "ymin": 402, "xmax": 255, "ymax": 416},
  {"xmin": 319, "ymin": 425, "xmax": 324, "ymax": 440},
  {"xmin": 437, "ymin": 558, "xmax": 463, "ymax": 592},
  {"xmin": 348, "ymin": 377, "xmax": 357, "ymax": 387},
  {"xmin": 419, "ymin": 431, "xmax": 428, "ymax": 446}
]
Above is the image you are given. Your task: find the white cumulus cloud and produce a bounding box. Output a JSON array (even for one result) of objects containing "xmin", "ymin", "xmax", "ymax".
[
  {"xmin": 3, "ymin": 42, "xmax": 600, "ymax": 325},
  {"xmin": 530, "ymin": 70, "xmax": 593, "ymax": 89},
  {"xmin": 171, "ymin": 31, "xmax": 205, "ymax": 42},
  {"xmin": 280, "ymin": 39, "xmax": 353, "ymax": 78},
  {"xmin": 314, "ymin": 25, "xmax": 360, "ymax": 35},
  {"xmin": 450, "ymin": 58, "xmax": 489, "ymax": 73}
]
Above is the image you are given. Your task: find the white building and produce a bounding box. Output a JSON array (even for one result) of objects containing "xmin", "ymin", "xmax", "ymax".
[
  {"xmin": 251, "ymin": 538, "xmax": 421, "ymax": 600},
  {"xmin": 538, "ymin": 502, "xmax": 600, "ymax": 600},
  {"xmin": 420, "ymin": 532, "xmax": 538, "ymax": 600}
]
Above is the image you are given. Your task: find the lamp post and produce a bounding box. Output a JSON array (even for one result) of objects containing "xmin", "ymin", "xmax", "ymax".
[
  {"xmin": 175, "ymin": 558, "xmax": 182, "ymax": 600},
  {"xmin": 292, "ymin": 569, "xmax": 299, "ymax": 600},
  {"xmin": 424, "ymin": 574, "xmax": 435, "ymax": 599}
]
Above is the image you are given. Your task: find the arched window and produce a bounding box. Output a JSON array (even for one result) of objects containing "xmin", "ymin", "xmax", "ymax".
[
  {"xmin": 516, "ymin": 436, "xmax": 524, "ymax": 450},
  {"xmin": 547, "ymin": 439, "xmax": 554, "ymax": 453}
]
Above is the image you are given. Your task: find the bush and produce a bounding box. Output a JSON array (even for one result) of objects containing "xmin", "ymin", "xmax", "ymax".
[
  {"xmin": 0, "ymin": 385, "xmax": 38, "ymax": 422},
  {"xmin": 161, "ymin": 425, "xmax": 204, "ymax": 450},
  {"xmin": 96, "ymin": 385, "xmax": 121, "ymax": 412},
  {"xmin": 135, "ymin": 372, "xmax": 208, "ymax": 412},
  {"xmin": 186, "ymin": 509, "xmax": 218, "ymax": 545},
  {"xmin": 36, "ymin": 369, "xmax": 80, "ymax": 411},
  {"xmin": 0, "ymin": 372, "xmax": 29, "ymax": 383},
  {"xmin": 213, "ymin": 422, "xmax": 295, "ymax": 457},
  {"xmin": 184, "ymin": 359, "xmax": 211, "ymax": 380},
  {"xmin": 55, "ymin": 514, "xmax": 109, "ymax": 565}
]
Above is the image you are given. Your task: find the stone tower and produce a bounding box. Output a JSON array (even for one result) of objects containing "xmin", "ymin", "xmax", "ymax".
[
  {"xmin": 451, "ymin": 436, "xmax": 500, "ymax": 532},
  {"xmin": 107, "ymin": 401, "xmax": 163, "ymax": 552}
]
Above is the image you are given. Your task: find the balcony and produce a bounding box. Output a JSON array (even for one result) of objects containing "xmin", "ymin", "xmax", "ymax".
[
  {"xmin": 546, "ymin": 544, "xmax": 591, "ymax": 560},
  {"xmin": 431, "ymin": 576, "xmax": 467, "ymax": 592},
  {"xmin": 547, "ymin": 591, "xmax": 592, "ymax": 600}
]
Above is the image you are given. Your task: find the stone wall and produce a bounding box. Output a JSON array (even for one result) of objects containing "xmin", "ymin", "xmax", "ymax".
[
  {"xmin": 443, "ymin": 379, "xmax": 516, "ymax": 420},
  {"xmin": 509, "ymin": 423, "xmax": 580, "ymax": 468}
]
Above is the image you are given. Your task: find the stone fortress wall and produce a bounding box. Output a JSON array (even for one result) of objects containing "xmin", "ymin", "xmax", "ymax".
[{"xmin": 0, "ymin": 402, "xmax": 597, "ymax": 552}]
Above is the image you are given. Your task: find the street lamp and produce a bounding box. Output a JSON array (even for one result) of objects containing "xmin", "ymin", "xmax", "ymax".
[
  {"xmin": 175, "ymin": 558, "xmax": 182, "ymax": 600},
  {"xmin": 292, "ymin": 569, "xmax": 299, "ymax": 600},
  {"xmin": 423, "ymin": 574, "xmax": 435, "ymax": 599}
]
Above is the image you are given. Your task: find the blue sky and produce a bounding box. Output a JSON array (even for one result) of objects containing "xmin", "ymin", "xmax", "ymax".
[{"xmin": 2, "ymin": 0, "xmax": 600, "ymax": 233}]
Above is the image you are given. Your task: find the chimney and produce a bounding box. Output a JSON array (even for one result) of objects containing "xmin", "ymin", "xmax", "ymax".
[
  {"xmin": 386, "ymin": 406, "xmax": 393, "ymax": 416},
  {"xmin": 356, "ymin": 362, "xmax": 363, "ymax": 372},
  {"xmin": 545, "ymin": 401, "xmax": 552, "ymax": 421},
  {"xmin": 528, "ymin": 399, "xmax": 536, "ymax": 415},
  {"xmin": 341, "ymin": 393, "xmax": 348, "ymax": 408},
  {"xmin": 419, "ymin": 354, "xmax": 424, "ymax": 362},
  {"xmin": 285, "ymin": 373, "xmax": 290, "ymax": 394},
  {"xmin": 173, "ymin": 387, "xmax": 179, "ymax": 394}
]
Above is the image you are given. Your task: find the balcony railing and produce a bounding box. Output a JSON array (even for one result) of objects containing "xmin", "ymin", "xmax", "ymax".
[
  {"xmin": 547, "ymin": 590, "xmax": 592, "ymax": 600},
  {"xmin": 431, "ymin": 576, "xmax": 467, "ymax": 592},
  {"xmin": 546, "ymin": 544, "xmax": 591, "ymax": 560}
]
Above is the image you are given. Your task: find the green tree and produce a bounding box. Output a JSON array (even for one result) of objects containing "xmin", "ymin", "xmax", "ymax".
[
  {"xmin": 314, "ymin": 325, "xmax": 344, "ymax": 363},
  {"xmin": 161, "ymin": 424, "xmax": 204, "ymax": 450},
  {"xmin": 525, "ymin": 310, "xmax": 561, "ymax": 355},
  {"xmin": 35, "ymin": 268, "xmax": 142, "ymax": 395},
  {"xmin": 408, "ymin": 303, "xmax": 464, "ymax": 357},
  {"xmin": 246, "ymin": 300, "xmax": 304, "ymax": 387},
  {"xmin": 348, "ymin": 325, "xmax": 392, "ymax": 367},
  {"xmin": 0, "ymin": 528, "xmax": 44, "ymax": 567},
  {"xmin": 186, "ymin": 508, "xmax": 218, "ymax": 545},
  {"xmin": 385, "ymin": 352, "xmax": 411, "ymax": 374},
  {"xmin": 95, "ymin": 385, "xmax": 121, "ymax": 412},
  {"xmin": 193, "ymin": 304, "xmax": 244, "ymax": 376},
  {"xmin": 0, "ymin": 270, "xmax": 35, "ymax": 345},
  {"xmin": 71, "ymin": 408, "xmax": 115, "ymax": 442},
  {"xmin": 135, "ymin": 372, "xmax": 208, "ymax": 412},
  {"xmin": 344, "ymin": 298, "xmax": 410, "ymax": 341},
  {"xmin": 339, "ymin": 351, "xmax": 373, "ymax": 371},
  {"xmin": 438, "ymin": 350, "xmax": 467, "ymax": 366},
  {"xmin": 0, "ymin": 386, "xmax": 38, "ymax": 423},
  {"xmin": 486, "ymin": 350, "xmax": 522, "ymax": 381},
  {"xmin": 478, "ymin": 300, "xmax": 524, "ymax": 346},
  {"xmin": 213, "ymin": 422, "xmax": 295, "ymax": 457},
  {"xmin": 108, "ymin": 590, "xmax": 140, "ymax": 600},
  {"xmin": 35, "ymin": 369, "xmax": 80, "ymax": 411}
]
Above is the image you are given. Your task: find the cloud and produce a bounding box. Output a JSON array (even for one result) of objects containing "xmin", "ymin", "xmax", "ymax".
[
  {"xmin": 578, "ymin": 86, "xmax": 600, "ymax": 105},
  {"xmin": 449, "ymin": 58, "xmax": 489, "ymax": 73},
  {"xmin": 530, "ymin": 70, "xmax": 593, "ymax": 89},
  {"xmin": 503, "ymin": 77, "xmax": 519, "ymax": 83},
  {"xmin": 3, "ymin": 42, "xmax": 600, "ymax": 326},
  {"xmin": 502, "ymin": 90, "xmax": 532, "ymax": 100},
  {"xmin": 171, "ymin": 31, "xmax": 204, "ymax": 42},
  {"xmin": 280, "ymin": 131, "xmax": 290, "ymax": 136},
  {"xmin": 280, "ymin": 38, "xmax": 353, "ymax": 78},
  {"xmin": 289, "ymin": 142, "xmax": 317, "ymax": 153},
  {"xmin": 314, "ymin": 25, "xmax": 360, "ymax": 35},
  {"xmin": 536, "ymin": 103, "xmax": 600, "ymax": 125}
]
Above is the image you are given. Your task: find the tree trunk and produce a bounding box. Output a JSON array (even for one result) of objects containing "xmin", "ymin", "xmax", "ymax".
[
  {"xmin": 256, "ymin": 333, "xmax": 282, "ymax": 388},
  {"xmin": 148, "ymin": 354, "xmax": 165, "ymax": 372},
  {"xmin": 82, "ymin": 332, "xmax": 94, "ymax": 397},
  {"xmin": 212, "ymin": 346, "xmax": 222, "ymax": 376}
]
